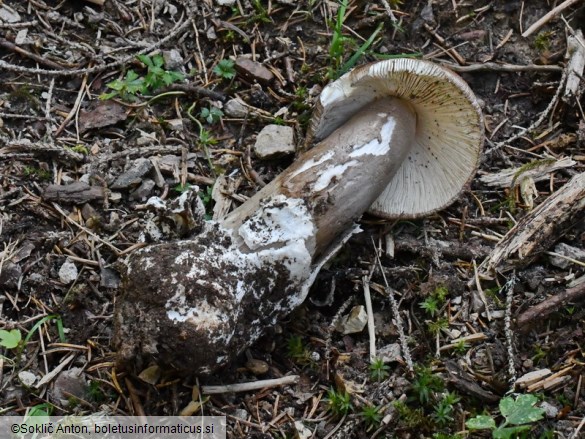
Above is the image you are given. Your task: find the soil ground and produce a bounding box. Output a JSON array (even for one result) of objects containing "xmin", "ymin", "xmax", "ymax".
[{"xmin": 0, "ymin": 0, "xmax": 584, "ymax": 438}]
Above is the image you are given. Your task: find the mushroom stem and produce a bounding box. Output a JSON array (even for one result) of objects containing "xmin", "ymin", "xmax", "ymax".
[
  {"xmin": 114, "ymin": 99, "xmax": 416, "ymax": 374},
  {"xmin": 223, "ymin": 98, "xmax": 416, "ymax": 257}
]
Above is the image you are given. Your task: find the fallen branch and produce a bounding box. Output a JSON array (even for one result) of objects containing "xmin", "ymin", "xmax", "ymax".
[
  {"xmin": 522, "ymin": 0, "xmax": 582, "ymax": 38},
  {"xmin": 479, "ymin": 172, "xmax": 585, "ymax": 275},
  {"xmin": 516, "ymin": 281, "xmax": 585, "ymax": 331},
  {"xmin": 201, "ymin": 376, "xmax": 299, "ymax": 394}
]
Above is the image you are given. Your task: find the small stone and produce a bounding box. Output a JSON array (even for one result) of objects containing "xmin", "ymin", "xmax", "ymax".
[
  {"xmin": 224, "ymin": 98, "xmax": 249, "ymax": 118},
  {"xmin": 130, "ymin": 179, "xmax": 156, "ymax": 201},
  {"xmin": 0, "ymin": 261, "xmax": 21, "ymax": 289},
  {"xmin": 0, "ymin": 5, "xmax": 21, "ymax": 23},
  {"xmin": 233, "ymin": 409, "xmax": 248, "ymax": 420},
  {"xmin": 109, "ymin": 192, "xmax": 122, "ymax": 203},
  {"xmin": 235, "ymin": 57, "xmax": 274, "ymax": 84},
  {"xmin": 51, "ymin": 367, "xmax": 86, "ymax": 406},
  {"xmin": 165, "ymin": 118, "xmax": 184, "ymax": 131},
  {"xmin": 378, "ymin": 343, "xmax": 402, "ymax": 363},
  {"xmin": 245, "ymin": 359, "xmax": 269, "ymax": 375},
  {"xmin": 550, "ymin": 243, "xmax": 585, "ymax": 269},
  {"xmin": 215, "ymin": 0, "xmax": 236, "ymax": 5},
  {"xmin": 451, "ymin": 296, "xmax": 462, "ymax": 305},
  {"xmin": 111, "ymin": 158, "xmax": 153, "ymax": 189},
  {"xmin": 18, "ymin": 371, "xmax": 38, "ymax": 387},
  {"xmin": 100, "ymin": 268, "xmax": 120, "ymax": 289},
  {"xmin": 162, "ymin": 49, "xmax": 184, "ymax": 70},
  {"xmin": 293, "ymin": 421, "xmax": 312, "ymax": 439},
  {"xmin": 254, "ymin": 125, "xmax": 295, "ymax": 159},
  {"xmin": 58, "ymin": 259, "xmax": 78, "ymax": 284},
  {"xmin": 540, "ymin": 401, "xmax": 559, "ymax": 418},
  {"xmin": 15, "ymin": 29, "xmax": 27, "ymax": 45},
  {"xmin": 336, "ymin": 305, "xmax": 368, "ymax": 334},
  {"xmin": 81, "ymin": 203, "xmax": 98, "ymax": 221}
]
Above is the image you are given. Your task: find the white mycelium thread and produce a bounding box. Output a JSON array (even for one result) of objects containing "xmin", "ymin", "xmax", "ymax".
[
  {"xmin": 313, "ymin": 160, "xmax": 359, "ymax": 191},
  {"xmin": 349, "ymin": 116, "xmax": 395, "ymax": 157}
]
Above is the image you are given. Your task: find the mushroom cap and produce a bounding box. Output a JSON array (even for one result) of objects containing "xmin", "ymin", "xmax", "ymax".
[{"xmin": 307, "ymin": 58, "xmax": 484, "ymax": 218}]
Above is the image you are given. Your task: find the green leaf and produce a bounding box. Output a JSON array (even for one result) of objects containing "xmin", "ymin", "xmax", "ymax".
[
  {"xmin": 493, "ymin": 425, "xmax": 530, "ymax": 439},
  {"xmin": 99, "ymin": 91, "xmax": 119, "ymax": 100},
  {"xmin": 465, "ymin": 415, "xmax": 496, "ymax": 430},
  {"xmin": 105, "ymin": 78, "xmax": 126, "ymax": 92},
  {"xmin": 213, "ymin": 59, "xmax": 236, "ymax": 79},
  {"xmin": 500, "ymin": 394, "xmax": 545, "ymax": 425},
  {"xmin": 137, "ymin": 54, "xmax": 154, "ymax": 68},
  {"xmin": 0, "ymin": 329, "xmax": 22, "ymax": 349}
]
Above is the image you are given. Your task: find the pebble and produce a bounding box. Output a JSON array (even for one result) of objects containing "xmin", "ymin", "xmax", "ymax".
[
  {"xmin": 215, "ymin": 0, "xmax": 236, "ymax": 5},
  {"xmin": 58, "ymin": 259, "xmax": 78, "ymax": 284},
  {"xmin": 540, "ymin": 401, "xmax": 559, "ymax": 418},
  {"xmin": 224, "ymin": 98, "xmax": 249, "ymax": 118},
  {"xmin": 245, "ymin": 359, "xmax": 269, "ymax": 375},
  {"xmin": 336, "ymin": 305, "xmax": 368, "ymax": 334},
  {"xmin": 0, "ymin": 262, "xmax": 21, "ymax": 288},
  {"xmin": 378, "ymin": 343, "xmax": 402, "ymax": 363},
  {"xmin": 254, "ymin": 124, "xmax": 295, "ymax": 159},
  {"xmin": 130, "ymin": 179, "xmax": 156, "ymax": 201},
  {"xmin": 162, "ymin": 49, "xmax": 184, "ymax": 70},
  {"xmin": 18, "ymin": 371, "xmax": 38, "ymax": 387},
  {"xmin": 51, "ymin": 367, "xmax": 87, "ymax": 406},
  {"xmin": 235, "ymin": 57, "xmax": 274, "ymax": 84}
]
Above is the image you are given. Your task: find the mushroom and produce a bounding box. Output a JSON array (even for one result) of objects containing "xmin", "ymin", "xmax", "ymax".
[
  {"xmin": 113, "ymin": 59, "xmax": 483, "ymax": 374},
  {"xmin": 307, "ymin": 58, "xmax": 484, "ymax": 218}
]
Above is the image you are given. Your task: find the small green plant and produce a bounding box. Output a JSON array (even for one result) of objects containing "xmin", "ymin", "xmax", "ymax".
[
  {"xmin": 249, "ymin": 0, "xmax": 272, "ymax": 24},
  {"xmin": 0, "ymin": 329, "xmax": 22, "ymax": 349},
  {"xmin": 137, "ymin": 54, "xmax": 184, "ymax": 90},
  {"xmin": 420, "ymin": 296, "xmax": 440, "ymax": 317},
  {"xmin": 200, "ymin": 106, "xmax": 224, "ymax": 124},
  {"xmin": 534, "ymin": 31, "xmax": 554, "ymax": 52},
  {"xmin": 420, "ymin": 285, "xmax": 449, "ymax": 317},
  {"xmin": 87, "ymin": 381, "xmax": 107, "ymax": 403},
  {"xmin": 466, "ymin": 394, "xmax": 545, "ymax": 439},
  {"xmin": 287, "ymin": 335, "xmax": 311, "ymax": 365},
  {"xmin": 100, "ymin": 69, "xmax": 144, "ymax": 100},
  {"xmin": 411, "ymin": 366, "xmax": 444, "ymax": 405},
  {"xmin": 453, "ymin": 339, "xmax": 470, "ymax": 354},
  {"xmin": 394, "ymin": 400, "xmax": 428, "ymax": 429},
  {"xmin": 198, "ymin": 185, "xmax": 214, "ymax": 220},
  {"xmin": 427, "ymin": 317, "xmax": 449, "ymax": 335},
  {"xmin": 327, "ymin": 0, "xmax": 383, "ymax": 79},
  {"xmin": 431, "ymin": 392, "xmax": 460, "ymax": 427},
  {"xmin": 360, "ymin": 405, "xmax": 382, "ymax": 429},
  {"xmin": 66, "ymin": 144, "xmax": 89, "ymax": 155},
  {"xmin": 100, "ymin": 54, "xmax": 184, "ymax": 100},
  {"xmin": 23, "ymin": 166, "xmax": 52, "ymax": 180},
  {"xmin": 326, "ymin": 388, "xmax": 352, "ymax": 417},
  {"xmin": 369, "ymin": 357, "xmax": 390, "ymax": 382},
  {"xmin": 173, "ymin": 182, "xmax": 193, "ymax": 194},
  {"xmin": 213, "ymin": 59, "xmax": 236, "ymax": 80}
]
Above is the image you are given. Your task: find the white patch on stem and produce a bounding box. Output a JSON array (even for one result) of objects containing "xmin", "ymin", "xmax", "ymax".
[
  {"xmin": 289, "ymin": 151, "xmax": 334, "ymax": 179},
  {"xmin": 349, "ymin": 116, "xmax": 396, "ymax": 157},
  {"xmin": 313, "ymin": 160, "xmax": 359, "ymax": 191}
]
